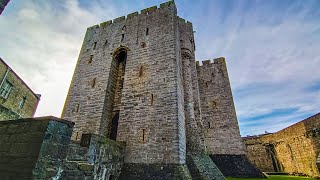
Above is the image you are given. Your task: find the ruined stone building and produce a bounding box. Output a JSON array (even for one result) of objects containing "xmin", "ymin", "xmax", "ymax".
[
  {"xmin": 243, "ymin": 113, "xmax": 320, "ymax": 178},
  {"xmin": 0, "ymin": 58, "xmax": 40, "ymax": 120},
  {"xmin": 60, "ymin": 1, "xmax": 264, "ymax": 179}
]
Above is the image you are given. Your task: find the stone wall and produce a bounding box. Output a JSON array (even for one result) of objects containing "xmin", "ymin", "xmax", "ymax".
[
  {"xmin": 243, "ymin": 113, "xmax": 320, "ymax": 177},
  {"xmin": 62, "ymin": 134, "xmax": 126, "ymax": 179},
  {"xmin": 197, "ymin": 58, "xmax": 245, "ymax": 155},
  {"xmin": 0, "ymin": 58, "xmax": 40, "ymax": 120},
  {"xmin": 0, "ymin": 116, "xmax": 73, "ymax": 179}
]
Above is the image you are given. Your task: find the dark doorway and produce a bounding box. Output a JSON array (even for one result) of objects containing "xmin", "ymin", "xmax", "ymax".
[{"xmin": 110, "ymin": 112, "xmax": 119, "ymax": 140}]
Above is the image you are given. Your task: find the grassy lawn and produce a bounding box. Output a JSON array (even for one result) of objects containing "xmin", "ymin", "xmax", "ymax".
[{"xmin": 227, "ymin": 175, "xmax": 317, "ymax": 180}]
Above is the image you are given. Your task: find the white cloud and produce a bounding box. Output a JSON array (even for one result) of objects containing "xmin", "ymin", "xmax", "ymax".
[{"xmin": 0, "ymin": 0, "xmax": 118, "ymax": 117}]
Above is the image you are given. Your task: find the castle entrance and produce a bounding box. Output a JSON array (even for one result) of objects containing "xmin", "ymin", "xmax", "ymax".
[
  {"xmin": 108, "ymin": 48, "xmax": 127, "ymax": 140},
  {"xmin": 110, "ymin": 112, "xmax": 119, "ymax": 140}
]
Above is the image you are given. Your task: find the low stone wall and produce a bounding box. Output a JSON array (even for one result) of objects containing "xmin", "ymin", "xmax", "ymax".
[
  {"xmin": 62, "ymin": 134, "xmax": 126, "ymax": 179},
  {"xmin": 0, "ymin": 116, "xmax": 74, "ymax": 179},
  {"xmin": 243, "ymin": 113, "xmax": 320, "ymax": 177}
]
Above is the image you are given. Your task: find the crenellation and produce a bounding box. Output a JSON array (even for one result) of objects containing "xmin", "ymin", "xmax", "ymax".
[
  {"xmin": 113, "ymin": 16, "xmax": 126, "ymax": 23},
  {"xmin": 141, "ymin": 6, "xmax": 157, "ymax": 14},
  {"xmin": 100, "ymin": 20, "xmax": 112, "ymax": 28},
  {"xmin": 127, "ymin": 11, "xmax": 139, "ymax": 19},
  {"xmin": 160, "ymin": 0, "xmax": 175, "ymax": 8}
]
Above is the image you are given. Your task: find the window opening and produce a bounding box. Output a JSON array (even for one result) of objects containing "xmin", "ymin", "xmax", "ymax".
[
  {"xmin": 75, "ymin": 104, "xmax": 80, "ymax": 113},
  {"xmin": 110, "ymin": 112, "xmax": 119, "ymax": 140},
  {"xmin": 19, "ymin": 96, "xmax": 26, "ymax": 108},
  {"xmin": 142, "ymin": 129, "xmax": 146, "ymax": 142},
  {"xmin": 0, "ymin": 80, "xmax": 13, "ymax": 99},
  {"xmin": 121, "ymin": 34, "xmax": 124, "ymax": 42},
  {"xmin": 93, "ymin": 42, "xmax": 97, "ymax": 49},
  {"xmin": 150, "ymin": 94, "xmax": 154, "ymax": 106},
  {"xmin": 146, "ymin": 28, "xmax": 149, "ymax": 35},
  {"xmin": 91, "ymin": 78, "xmax": 96, "ymax": 88},
  {"xmin": 208, "ymin": 122, "xmax": 211, "ymax": 129},
  {"xmin": 88, "ymin": 55, "xmax": 93, "ymax": 64},
  {"xmin": 139, "ymin": 66, "xmax": 144, "ymax": 77}
]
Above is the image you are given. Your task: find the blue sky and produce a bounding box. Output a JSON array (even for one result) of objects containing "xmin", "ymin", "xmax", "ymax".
[{"xmin": 0, "ymin": 0, "xmax": 319, "ymax": 136}]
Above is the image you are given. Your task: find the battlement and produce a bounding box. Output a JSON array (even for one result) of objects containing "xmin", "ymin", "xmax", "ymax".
[
  {"xmin": 87, "ymin": 0, "xmax": 175, "ymax": 30},
  {"xmin": 196, "ymin": 57, "xmax": 226, "ymax": 67},
  {"xmin": 178, "ymin": 16, "xmax": 193, "ymax": 27}
]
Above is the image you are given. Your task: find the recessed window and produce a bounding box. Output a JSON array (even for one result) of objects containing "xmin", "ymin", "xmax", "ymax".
[
  {"xmin": 141, "ymin": 128, "xmax": 146, "ymax": 142},
  {"xmin": 146, "ymin": 28, "xmax": 149, "ymax": 35},
  {"xmin": 19, "ymin": 96, "xmax": 26, "ymax": 108},
  {"xmin": 88, "ymin": 55, "xmax": 93, "ymax": 64},
  {"xmin": 91, "ymin": 78, "xmax": 96, "ymax": 88},
  {"xmin": 139, "ymin": 66, "xmax": 144, "ymax": 77},
  {"xmin": 208, "ymin": 122, "xmax": 211, "ymax": 129},
  {"xmin": 150, "ymin": 94, "xmax": 154, "ymax": 106},
  {"xmin": 93, "ymin": 42, "xmax": 97, "ymax": 49},
  {"xmin": 121, "ymin": 34, "xmax": 124, "ymax": 42},
  {"xmin": 0, "ymin": 80, "xmax": 13, "ymax": 99},
  {"xmin": 75, "ymin": 104, "xmax": 80, "ymax": 113}
]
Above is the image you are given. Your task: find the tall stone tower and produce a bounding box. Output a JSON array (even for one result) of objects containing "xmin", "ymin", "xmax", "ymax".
[{"xmin": 62, "ymin": 1, "xmax": 263, "ymax": 179}]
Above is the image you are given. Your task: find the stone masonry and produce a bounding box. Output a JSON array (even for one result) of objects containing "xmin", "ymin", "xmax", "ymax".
[
  {"xmin": 62, "ymin": 1, "xmax": 263, "ymax": 179},
  {"xmin": 243, "ymin": 113, "xmax": 320, "ymax": 177}
]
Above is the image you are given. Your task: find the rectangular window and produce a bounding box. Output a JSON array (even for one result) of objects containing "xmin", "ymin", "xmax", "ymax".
[
  {"xmin": 142, "ymin": 129, "xmax": 146, "ymax": 142},
  {"xmin": 121, "ymin": 34, "xmax": 124, "ymax": 42},
  {"xmin": 88, "ymin": 55, "xmax": 93, "ymax": 64},
  {"xmin": 0, "ymin": 80, "xmax": 13, "ymax": 99},
  {"xmin": 150, "ymin": 94, "xmax": 154, "ymax": 106},
  {"xmin": 19, "ymin": 96, "xmax": 26, "ymax": 108},
  {"xmin": 93, "ymin": 42, "xmax": 97, "ymax": 49}
]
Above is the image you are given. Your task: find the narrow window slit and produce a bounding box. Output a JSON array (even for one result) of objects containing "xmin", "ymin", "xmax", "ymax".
[
  {"xmin": 121, "ymin": 34, "xmax": 124, "ymax": 42},
  {"xmin": 91, "ymin": 78, "xmax": 96, "ymax": 88},
  {"xmin": 142, "ymin": 129, "xmax": 146, "ymax": 142},
  {"xmin": 146, "ymin": 28, "xmax": 149, "ymax": 35},
  {"xmin": 139, "ymin": 66, "xmax": 144, "ymax": 77},
  {"xmin": 93, "ymin": 42, "xmax": 97, "ymax": 49},
  {"xmin": 75, "ymin": 104, "xmax": 80, "ymax": 113},
  {"xmin": 151, "ymin": 94, "xmax": 154, "ymax": 106},
  {"xmin": 208, "ymin": 122, "xmax": 211, "ymax": 129},
  {"xmin": 88, "ymin": 55, "xmax": 93, "ymax": 64}
]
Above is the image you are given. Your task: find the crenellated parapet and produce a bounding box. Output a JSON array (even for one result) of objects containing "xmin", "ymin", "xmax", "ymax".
[
  {"xmin": 196, "ymin": 57, "xmax": 226, "ymax": 67},
  {"xmin": 86, "ymin": 0, "xmax": 175, "ymax": 31}
]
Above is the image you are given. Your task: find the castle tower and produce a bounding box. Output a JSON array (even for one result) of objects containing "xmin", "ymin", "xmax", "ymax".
[
  {"xmin": 197, "ymin": 58, "xmax": 265, "ymax": 178},
  {"xmin": 62, "ymin": 1, "xmax": 263, "ymax": 179},
  {"xmin": 62, "ymin": 1, "xmax": 188, "ymax": 165}
]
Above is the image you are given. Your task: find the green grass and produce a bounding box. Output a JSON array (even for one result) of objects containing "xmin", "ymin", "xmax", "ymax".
[{"xmin": 227, "ymin": 175, "xmax": 317, "ymax": 180}]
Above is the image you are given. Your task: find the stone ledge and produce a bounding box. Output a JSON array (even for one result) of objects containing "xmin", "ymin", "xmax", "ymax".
[{"xmin": 0, "ymin": 116, "xmax": 74, "ymax": 128}]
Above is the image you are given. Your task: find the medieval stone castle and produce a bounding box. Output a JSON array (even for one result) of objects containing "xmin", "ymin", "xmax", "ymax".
[
  {"xmin": 60, "ymin": 1, "xmax": 263, "ymax": 179},
  {"xmin": 0, "ymin": 1, "xmax": 271, "ymax": 179}
]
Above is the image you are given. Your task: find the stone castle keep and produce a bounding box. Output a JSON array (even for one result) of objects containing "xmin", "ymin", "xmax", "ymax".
[
  {"xmin": 61, "ymin": 1, "xmax": 263, "ymax": 179},
  {"xmin": 0, "ymin": 1, "xmax": 266, "ymax": 179}
]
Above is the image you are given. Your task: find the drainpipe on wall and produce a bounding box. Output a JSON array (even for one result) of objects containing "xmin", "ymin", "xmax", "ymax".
[{"xmin": 0, "ymin": 66, "xmax": 10, "ymax": 88}]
